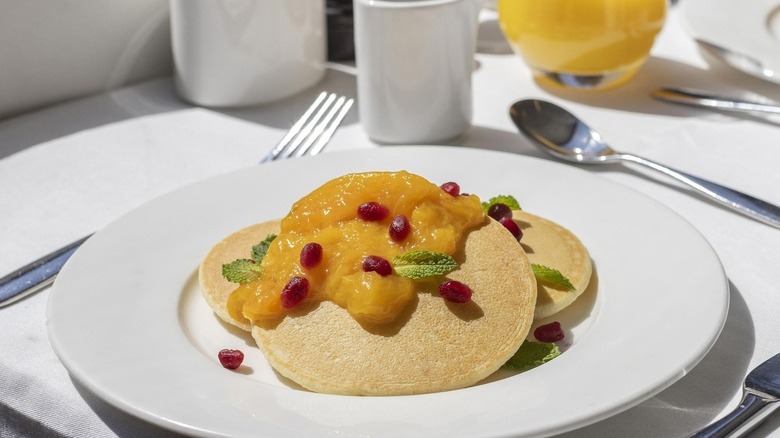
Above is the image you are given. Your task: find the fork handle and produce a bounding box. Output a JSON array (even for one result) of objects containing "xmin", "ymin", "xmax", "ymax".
[
  {"xmin": 690, "ymin": 391, "xmax": 780, "ymax": 438},
  {"xmin": 0, "ymin": 235, "xmax": 90, "ymax": 307}
]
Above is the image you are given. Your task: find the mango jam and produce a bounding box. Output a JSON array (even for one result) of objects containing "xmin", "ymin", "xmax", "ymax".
[{"xmin": 227, "ymin": 171, "xmax": 485, "ymax": 325}]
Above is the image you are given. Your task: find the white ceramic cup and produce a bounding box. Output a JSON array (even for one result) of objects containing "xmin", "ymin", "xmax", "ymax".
[
  {"xmin": 170, "ymin": 0, "xmax": 326, "ymax": 107},
  {"xmin": 354, "ymin": 0, "xmax": 481, "ymax": 144}
]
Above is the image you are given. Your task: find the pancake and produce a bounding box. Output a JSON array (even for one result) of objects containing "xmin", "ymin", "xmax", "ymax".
[
  {"xmin": 512, "ymin": 210, "xmax": 592, "ymax": 320},
  {"xmin": 199, "ymin": 220, "xmax": 281, "ymax": 332},
  {"xmin": 200, "ymin": 218, "xmax": 537, "ymax": 395}
]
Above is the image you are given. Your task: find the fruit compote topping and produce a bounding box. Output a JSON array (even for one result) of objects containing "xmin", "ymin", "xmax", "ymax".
[
  {"xmin": 280, "ymin": 276, "xmax": 309, "ymax": 308},
  {"xmin": 487, "ymin": 203, "xmax": 512, "ymax": 221},
  {"xmin": 439, "ymin": 280, "xmax": 473, "ymax": 303},
  {"xmin": 357, "ymin": 202, "xmax": 389, "ymax": 221},
  {"xmin": 227, "ymin": 171, "xmax": 485, "ymax": 325},
  {"xmin": 389, "ymin": 214, "xmax": 411, "ymax": 242},
  {"xmin": 485, "ymin": 201, "xmax": 523, "ymax": 241},
  {"xmin": 299, "ymin": 243, "xmax": 323, "ymax": 269},
  {"xmin": 362, "ymin": 255, "xmax": 393, "ymax": 277},
  {"xmin": 218, "ymin": 349, "xmax": 244, "ymax": 370},
  {"xmin": 499, "ymin": 216, "xmax": 523, "ymax": 241},
  {"xmin": 534, "ymin": 321, "xmax": 565, "ymax": 342},
  {"xmin": 440, "ymin": 181, "xmax": 460, "ymax": 197}
]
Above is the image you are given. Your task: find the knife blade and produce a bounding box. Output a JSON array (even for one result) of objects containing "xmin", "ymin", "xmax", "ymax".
[{"xmin": 690, "ymin": 352, "xmax": 780, "ymax": 437}]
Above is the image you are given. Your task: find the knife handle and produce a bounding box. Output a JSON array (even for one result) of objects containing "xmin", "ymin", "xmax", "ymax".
[
  {"xmin": 689, "ymin": 391, "xmax": 780, "ymax": 438},
  {"xmin": 652, "ymin": 87, "xmax": 780, "ymax": 115},
  {"xmin": 0, "ymin": 235, "xmax": 91, "ymax": 307}
]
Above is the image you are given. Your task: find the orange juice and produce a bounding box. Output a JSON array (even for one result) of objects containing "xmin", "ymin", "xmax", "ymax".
[{"xmin": 498, "ymin": 0, "xmax": 666, "ymax": 88}]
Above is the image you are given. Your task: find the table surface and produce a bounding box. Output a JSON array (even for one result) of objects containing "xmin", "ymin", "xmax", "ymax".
[{"xmin": 3, "ymin": 4, "xmax": 780, "ymax": 437}]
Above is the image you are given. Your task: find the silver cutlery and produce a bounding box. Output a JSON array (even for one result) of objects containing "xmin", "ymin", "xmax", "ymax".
[
  {"xmin": 509, "ymin": 99, "xmax": 780, "ymax": 228},
  {"xmin": 696, "ymin": 39, "xmax": 780, "ymax": 84},
  {"xmin": 0, "ymin": 91, "xmax": 354, "ymax": 308},
  {"xmin": 690, "ymin": 352, "xmax": 780, "ymax": 438},
  {"xmin": 652, "ymin": 87, "xmax": 780, "ymax": 115}
]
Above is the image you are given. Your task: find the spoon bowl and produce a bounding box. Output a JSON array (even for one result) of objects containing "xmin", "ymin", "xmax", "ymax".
[
  {"xmin": 509, "ymin": 99, "xmax": 619, "ymax": 164},
  {"xmin": 509, "ymin": 99, "xmax": 780, "ymax": 228}
]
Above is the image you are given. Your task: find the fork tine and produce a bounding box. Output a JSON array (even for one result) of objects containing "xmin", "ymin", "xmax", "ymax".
[
  {"xmin": 308, "ymin": 97, "xmax": 353, "ymax": 157},
  {"xmin": 295, "ymin": 96, "xmax": 354, "ymax": 158},
  {"xmin": 261, "ymin": 92, "xmax": 353, "ymax": 163},
  {"xmin": 260, "ymin": 92, "xmax": 328, "ymax": 163},
  {"xmin": 278, "ymin": 93, "xmax": 337, "ymax": 160}
]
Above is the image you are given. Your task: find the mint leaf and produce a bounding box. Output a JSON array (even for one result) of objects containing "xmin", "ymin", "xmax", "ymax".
[
  {"xmin": 222, "ymin": 259, "xmax": 262, "ymax": 284},
  {"xmin": 532, "ymin": 263, "xmax": 574, "ymax": 290},
  {"xmin": 482, "ymin": 195, "xmax": 521, "ymax": 213},
  {"xmin": 505, "ymin": 341, "xmax": 561, "ymax": 372},
  {"xmin": 251, "ymin": 234, "xmax": 276, "ymax": 263},
  {"xmin": 392, "ymin": 250, "xmax": 458, "ymax": 279}
]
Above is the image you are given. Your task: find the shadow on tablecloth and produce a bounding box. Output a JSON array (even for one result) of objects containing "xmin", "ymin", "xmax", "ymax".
[
  {"xmin": 555, "ymin": 279, "xmax": 761, "ymax": 437},
  {"xmin": 539, "ymin": 56, "xmax": 780, "ymax": 128},
  {"xmin": 74, "ymin": 379, "xmax": 186, "ymax": 438}
]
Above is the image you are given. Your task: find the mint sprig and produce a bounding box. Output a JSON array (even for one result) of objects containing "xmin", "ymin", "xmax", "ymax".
[
  {"xmin": 392, "ymin": 250, "xmax": 458, "ymax": 279},
  {"xmin": 221, "ymin": 233, "xmax": 276, "ymax": 284},
  {"xmin": 482, "ymin": 195, "xmax": 521, "ymax": 213},
  {"xmin": 222, "ymin": 259, "xmax": 263, "ymax": 284},
  {"xmin": 505, "ymin": 341, "xmax": 561, "ymax": 372},
  {"xmin": 531, "ymin": 263, "xmax": 574, "ymax": 290},
  {"xmin": 251, "ymin": 233, "xmax": 277, "ymax": 263}
]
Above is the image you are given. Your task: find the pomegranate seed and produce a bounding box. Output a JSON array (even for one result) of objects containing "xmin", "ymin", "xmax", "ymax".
[
  {"xmin": 499, "ymin": 216, "xmax": 522, "ymax": 241},
  {"xmin": 280, "ymin": 276, "xmax": 309, "ymax": 308},
  {"xmin": 362, "ymin": 255, "xmax": 393, "ymax": 276},
  {"xmin": 218, "ymin": 349, "xmax": 244, "ymax": 370},
  {"xmin": 439, "ymin": 280, "xmax": 472, "ymax": 303},
  {"xmin": 534, "ymin": 321, "xmax": 565, "ymax": 343},
  {"xmin": 389, "ymin": 214, "xmax": 411, "ymax": 242},
  {"xmin": 487, "ymin": 203, "xmax": 513, "ymax": 221},
  {"xmin": 440, "ymin": 181, "xmax": 460, "ymax": 196},
  {"xmin": 357, "ymin": 202, "xmax": 389, "ymax": 221},
  {"xmin": 300, "ymin": 242, "xmax": 323, "ymax": 269}
]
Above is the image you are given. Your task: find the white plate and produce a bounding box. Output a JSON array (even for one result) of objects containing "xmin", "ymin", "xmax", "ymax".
[
  {"xmin": 682, "ymin": 0, "xmax": 780, "ymax": 82},
  {"xmin": 46, "ymin": 146, "xmax": 728, "ymax": 438}
]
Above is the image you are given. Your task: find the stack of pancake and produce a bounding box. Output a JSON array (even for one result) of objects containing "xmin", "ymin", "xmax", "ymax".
[{"xmin": 199, "ymin": 185, "xmax": 591, "ymax": 396}]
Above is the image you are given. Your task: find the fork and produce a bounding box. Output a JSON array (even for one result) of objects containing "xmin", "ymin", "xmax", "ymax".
[{"xmin": 0, "ymin": 91, "xmax": 354, "ymax": 308}]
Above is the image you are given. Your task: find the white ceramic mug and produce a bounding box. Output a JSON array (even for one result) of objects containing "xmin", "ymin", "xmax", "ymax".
[
  {"xmin": 354, "ymin": 0, "xmax": 481, "ymax": 144},
  {"xmin": 170, "ymin": 0, "xmax": 326, "ymax": 107}
]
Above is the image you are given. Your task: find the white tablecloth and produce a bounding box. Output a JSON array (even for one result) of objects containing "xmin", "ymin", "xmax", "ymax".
[{"xmin": 3, "ymin": 5, "xmax": 780, "ymax": 437}]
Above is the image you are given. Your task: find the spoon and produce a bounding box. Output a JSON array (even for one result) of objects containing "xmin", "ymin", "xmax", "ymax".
[{"xmin": 509, "ymin": 99, "xmax": 780, "ymax": 228}]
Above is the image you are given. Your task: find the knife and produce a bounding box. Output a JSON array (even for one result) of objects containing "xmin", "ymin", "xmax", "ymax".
[
  {"xmin": 0, "ymin": 235, "xmax": 91, "ymax": 308},
  {"xmin": 652, "ymin": 87, "xmax": 780, "ymax": 116},
  {"xmin": 690, "ymin": 352, "xmax": 780, "ymax": 437}
]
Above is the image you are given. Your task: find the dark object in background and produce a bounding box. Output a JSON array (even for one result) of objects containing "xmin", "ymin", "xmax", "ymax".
[{"xmin": 327, "ymin": 0, "xmax": 354, "ymax": 61}]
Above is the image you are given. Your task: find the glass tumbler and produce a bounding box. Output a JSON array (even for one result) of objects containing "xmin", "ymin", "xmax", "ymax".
[{"xmin": 498, "ymin": 0, "xmax": 666, "ymax": 89}]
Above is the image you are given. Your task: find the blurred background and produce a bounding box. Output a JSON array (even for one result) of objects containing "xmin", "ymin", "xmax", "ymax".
[{"xmin": 0, "ymin": 0, "xmax": 355, "ymax": 120}]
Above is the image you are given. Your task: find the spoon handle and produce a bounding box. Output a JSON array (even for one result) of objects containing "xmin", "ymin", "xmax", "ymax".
[{"xmin": 618, "ymin": 153, "xmax": 780, "ymax": 228}]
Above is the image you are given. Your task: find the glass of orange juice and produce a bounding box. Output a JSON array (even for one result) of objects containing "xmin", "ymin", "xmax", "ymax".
[{"xmin": 498, "ymin": 0, "xmax": 667, "ymax": 89}]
